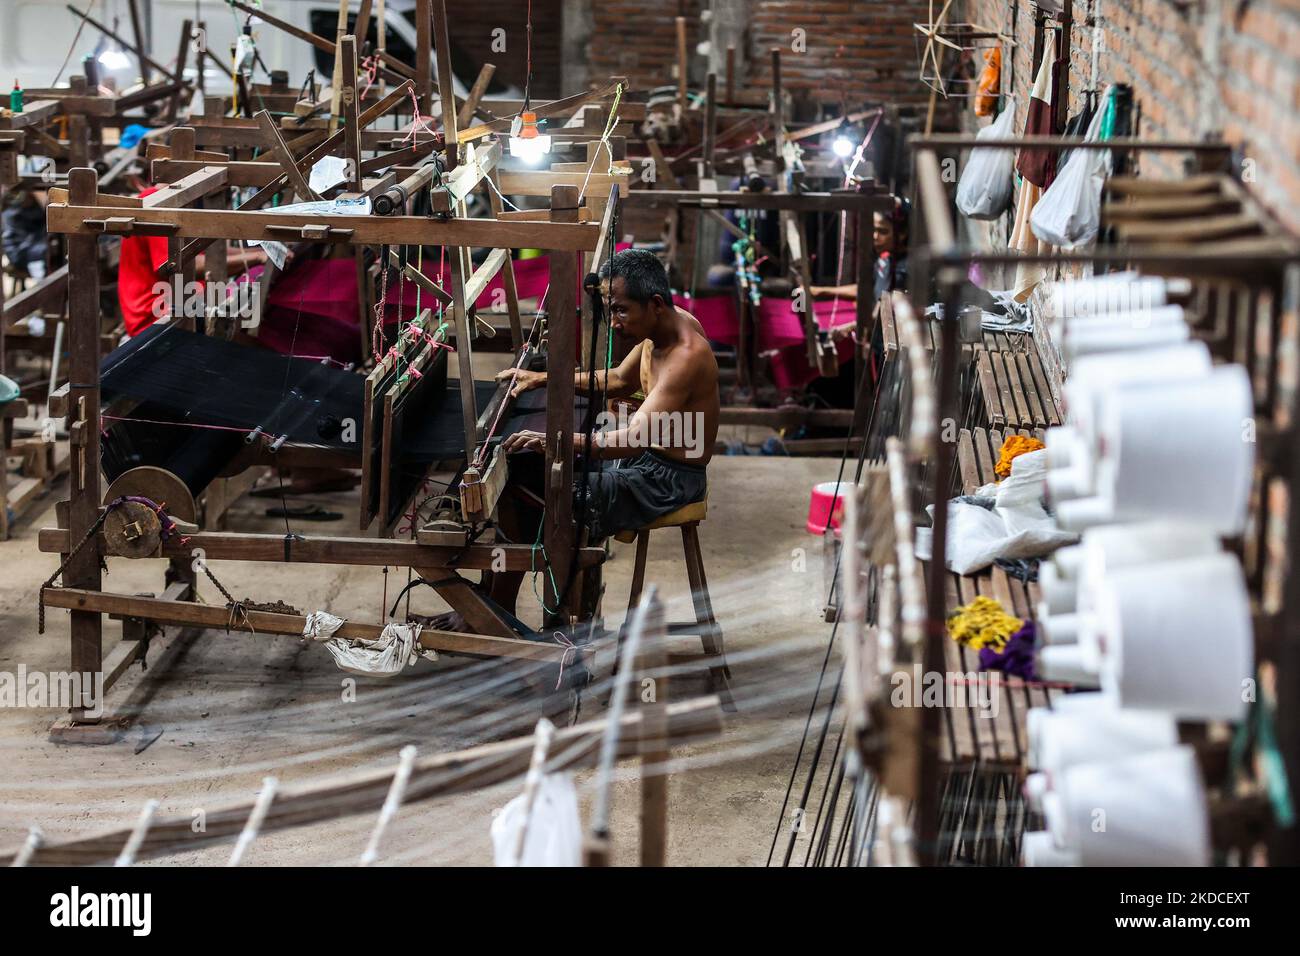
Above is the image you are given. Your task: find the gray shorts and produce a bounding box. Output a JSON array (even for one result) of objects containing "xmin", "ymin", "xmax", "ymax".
[{"xmin": 578, "ymin": 450, "xmax": 707, "ymax": 539}]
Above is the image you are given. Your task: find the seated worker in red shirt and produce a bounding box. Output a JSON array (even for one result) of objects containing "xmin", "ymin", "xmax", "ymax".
[{"xmin": 117, "ymin": 177, "xmax": 272, "ymax": 337}]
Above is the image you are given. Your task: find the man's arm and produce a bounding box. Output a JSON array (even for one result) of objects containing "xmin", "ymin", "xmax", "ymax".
[{"xmin": 497, "ymin": 339, "xmax": 645, "ymax": 398}]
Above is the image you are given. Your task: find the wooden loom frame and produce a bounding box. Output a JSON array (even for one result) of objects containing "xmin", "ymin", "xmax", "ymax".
[{"xmin": 36, "ymin": 4, "xmax": 628, "ymax": 734}]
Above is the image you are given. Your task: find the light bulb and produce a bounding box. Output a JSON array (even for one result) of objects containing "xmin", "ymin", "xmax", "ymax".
[
  {"xmin": 97, "ymin": 48, "xmax": 132, "ymax": 70},
  {"xmin": 510, "ymin": 134, "xmax": 551, "ymax": 165},
  {"xmin": 832, "ymin": 135, "xmax": 855, "ymax": 159}
]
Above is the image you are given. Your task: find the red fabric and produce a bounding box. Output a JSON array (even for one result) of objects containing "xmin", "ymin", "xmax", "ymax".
[
  {"xmin": 382, "ymin": 244, "xmax": 633, "ymax": 325},
  {"xmin": 118, "ymin": 187, "xmax": 173, "ymax": 337},
  {"xmin": 765, "ymin": 298, "xmax": 858, "ymax": 390},
  {"xmin": 675, "ymin": 292, "xmax": 857, "ymax": 390},
  {"xmin": 256, "ymin": 259, "xmax": 364, "ymax": 364},
  {"xmin": 673, "ymin": 293, "xmax": 740, "ymax": 344}
]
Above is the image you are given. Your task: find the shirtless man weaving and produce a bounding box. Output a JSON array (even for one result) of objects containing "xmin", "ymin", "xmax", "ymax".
[{"xmin": 431, "ymin": 248, "xmax": 719, "ymax": 630}]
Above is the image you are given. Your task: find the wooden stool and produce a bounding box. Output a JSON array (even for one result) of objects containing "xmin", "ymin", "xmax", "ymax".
[{"xmin": 612, "ymin": 499, "xmax": 736, "ymax": 711}]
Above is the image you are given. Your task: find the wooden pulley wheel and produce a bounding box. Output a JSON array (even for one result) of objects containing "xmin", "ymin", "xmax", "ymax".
[
  {"xmin": 103, "ymin": 466, "xmax": 199, "ymax": 525},
  {"xmin": 102, "ymin": 500, "xmax": 164, "ymax": 559}
]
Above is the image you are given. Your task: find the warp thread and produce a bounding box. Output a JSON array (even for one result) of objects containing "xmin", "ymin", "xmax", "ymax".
[
  {"xmin": 946, "ymin": 595, "xmax": 1023, "ymax": 652},
  {"xmin": 994, "ymin": 434, "xmax": 1045, "ymax": 479},
  {"xmin": 978, "ymin": 620, "xmax": 1039, "ymax": 681}
]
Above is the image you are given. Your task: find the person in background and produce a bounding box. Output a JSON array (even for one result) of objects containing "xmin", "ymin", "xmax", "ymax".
[
  {"xmin": 810, "ymin": 195, "xmax": 910, "ymax": 303},
  {"xmin": 117, "ymin": 171, "xmax": 270, "ymax": 337},
  {"xmin": 2, "ymin": 186, "xmax": 47, "ymax": 280}
]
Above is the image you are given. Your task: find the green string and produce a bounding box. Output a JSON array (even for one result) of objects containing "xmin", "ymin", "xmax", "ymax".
[
  {"xmin": 1227, "ymin": 678, "xmax": 1296, "ymax": 828},
  {"xmin": 530, "ymin": 510, "xmax": 562, "ymax": 615}
]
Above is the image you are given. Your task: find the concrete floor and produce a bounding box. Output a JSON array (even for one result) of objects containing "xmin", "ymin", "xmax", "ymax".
[{"xmin": 0, "ymin": 427, "xmax": 849, "ymax": 866}]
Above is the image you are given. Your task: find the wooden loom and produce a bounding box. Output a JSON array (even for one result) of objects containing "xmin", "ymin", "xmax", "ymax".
[{"xmin": 35, "ymin": 3, "xmax": 634, "ymax": 736}]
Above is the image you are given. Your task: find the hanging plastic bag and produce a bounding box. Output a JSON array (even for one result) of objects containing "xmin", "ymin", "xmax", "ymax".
[
  {"xmin": 956, "ymin": 104, "xmax": 1016, "ymax": 221},
  {"xmin": 974, "ymin": 48, "xmax": 1002, "ymax": 117},
  {"xmin": 1030, "ymin": 89, "xmax": 1112, "ymax": 248}
]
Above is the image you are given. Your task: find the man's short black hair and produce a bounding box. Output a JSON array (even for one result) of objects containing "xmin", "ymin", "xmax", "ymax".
[{"xmin": 599, "ymin": 248, "xmax": 672, "ymax": 305}]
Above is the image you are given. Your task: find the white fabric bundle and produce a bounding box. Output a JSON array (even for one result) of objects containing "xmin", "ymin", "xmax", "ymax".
[
  {"xmin": 303, "ymin": 612, "xmax": 438, "ymax": 677},
  {"xmin": 490, "ymin": 774, "xmax": 583, "ymax": 866}
]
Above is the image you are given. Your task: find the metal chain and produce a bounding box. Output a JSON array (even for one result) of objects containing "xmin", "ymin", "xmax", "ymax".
[{"xmin": 37, "ymin": 510, "xmax": 111, "ymax": 635}]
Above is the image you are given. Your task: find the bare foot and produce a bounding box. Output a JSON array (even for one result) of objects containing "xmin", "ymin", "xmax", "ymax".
[{"xmin": 409, "ymin": 611, "xmax": 468, "ymax": 632}]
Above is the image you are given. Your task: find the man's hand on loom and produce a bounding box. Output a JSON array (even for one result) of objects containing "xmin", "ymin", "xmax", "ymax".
[
  {"xmin": 497, "ymin": 367, "xmax": 545, "ymax": 397},
  {"xmin": 501, "ymin": 429, "xmax": 546, "ymax": 454}
]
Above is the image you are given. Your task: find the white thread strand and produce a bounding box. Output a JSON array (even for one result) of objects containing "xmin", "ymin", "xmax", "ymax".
[
  {"xmin": 227, "ymin": 777, "xmax": 279, "ymax": 867},
  {"xmin": 358, "ymin": 745, "xmax": 417, "ymax": 866},
  {"xmin": 115, "ymin": 799, "xmax": 161, "ymax": 867}
]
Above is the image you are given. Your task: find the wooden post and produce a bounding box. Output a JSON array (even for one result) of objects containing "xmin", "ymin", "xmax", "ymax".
[
  {"xmin": 1272, "ymin": 264, "xmax": 1300, "ymax": 865},
  {"xmin": 127, "ymin": 0, "xmax": 152, "ymax": 85},
  {"xmin": 702, "ymin": 73, "xmax": 717, "ymax": 178},
  {"xmin": 448, "ymin": 248, "xmax": 481, "ymax": 452},
  {"xmin": 770, "ymin": 47, "xmax": 784, "ymax": 175},
  {"xmin": 487, "ymin": 168, "xmax": 524, "ymax": 349},
  {"xmin": 168, "ymin": 19, "xmax": 193, "ymax": 122},
  {"xmin": 853, "ymin": 206, "xmax": 874, "ymax": 404},
  {"xmin": 376, "ymin": 0, "xmax": 387, "ymax": 92},
  {"xmin": 429, "ymin": 0, "xmax": 458, "ymax": 169},
  {"xmin": 64, "ymin": 168, "xmax": 103, "ymax": 724},
  {"xmin": 918, "ymin": 280, "xmax": 962, "ymax": 863},
  {"xmin": 675, "ymin": 16, "xmax": 689, "ymax": 113},
  {"xmin": 415, "ymin": 0, "xmax": 432, "ymax": 120},
  {"xmin": 340, "ymin": 35, "xmax": 362, "ymax": 189},
  {"xmin": 544, "ymin": 185, "xmax": 580, "ymax": 624},
  {"xmin": 328, "ymin": 1, "xmax": 351, "ymax": 136},
  {"xmin": 355, "ymin": 0, "xmax": 374, "ymax": 46},
  {"xmin": 725, "ymin": 45, "xmax": 735, "ymax": 105},
  {"xmin": 638, "ymin": 592, "xmax": 668, "ymax": 866}
]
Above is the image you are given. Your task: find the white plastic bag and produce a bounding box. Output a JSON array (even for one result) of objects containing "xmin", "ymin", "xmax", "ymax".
[
  {"xmin": 956, "ymin": 105, "xmax": 1016, "ymax": 220},
  {"xmin": 928, "ymin": 450, "xmax": 1079, "ymax": 574},
  {"xmin": 491, "ymin": 773, "xmax": 583, "ymax": 866},
  {"xmin": 1031, "ymin": 93, "xmax": 1111, "ymax": 248}
]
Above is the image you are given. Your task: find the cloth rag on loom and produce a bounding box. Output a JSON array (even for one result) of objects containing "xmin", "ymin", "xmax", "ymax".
[
  {"xmin": 673, "ymin": 293, "xmax": 857, "ymax": 389},
  {"xmin": 302, "ymin": 611, "xmax": 438, "ymax": 677},
  {"xmin": 1010, "ymin": 30, "xmax": 1059, "ymax": 301},
  {"xmin": 947, "ymin": 595, "xmax": 1023, "ymax": 651}
]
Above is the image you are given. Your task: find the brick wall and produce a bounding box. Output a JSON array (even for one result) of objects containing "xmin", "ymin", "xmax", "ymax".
[
  {"xmin": 962, "ymin": 0, "xmax": 1300, "ymax": 233},
  {"xmin": 589, "ymin": 1, "xmax": 943, "ymax": 112}
]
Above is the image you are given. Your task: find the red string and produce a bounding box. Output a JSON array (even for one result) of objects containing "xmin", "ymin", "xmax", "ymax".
[{"xmin": 102, "ymin": 413, "xmax": 272, "ymax": 440}]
